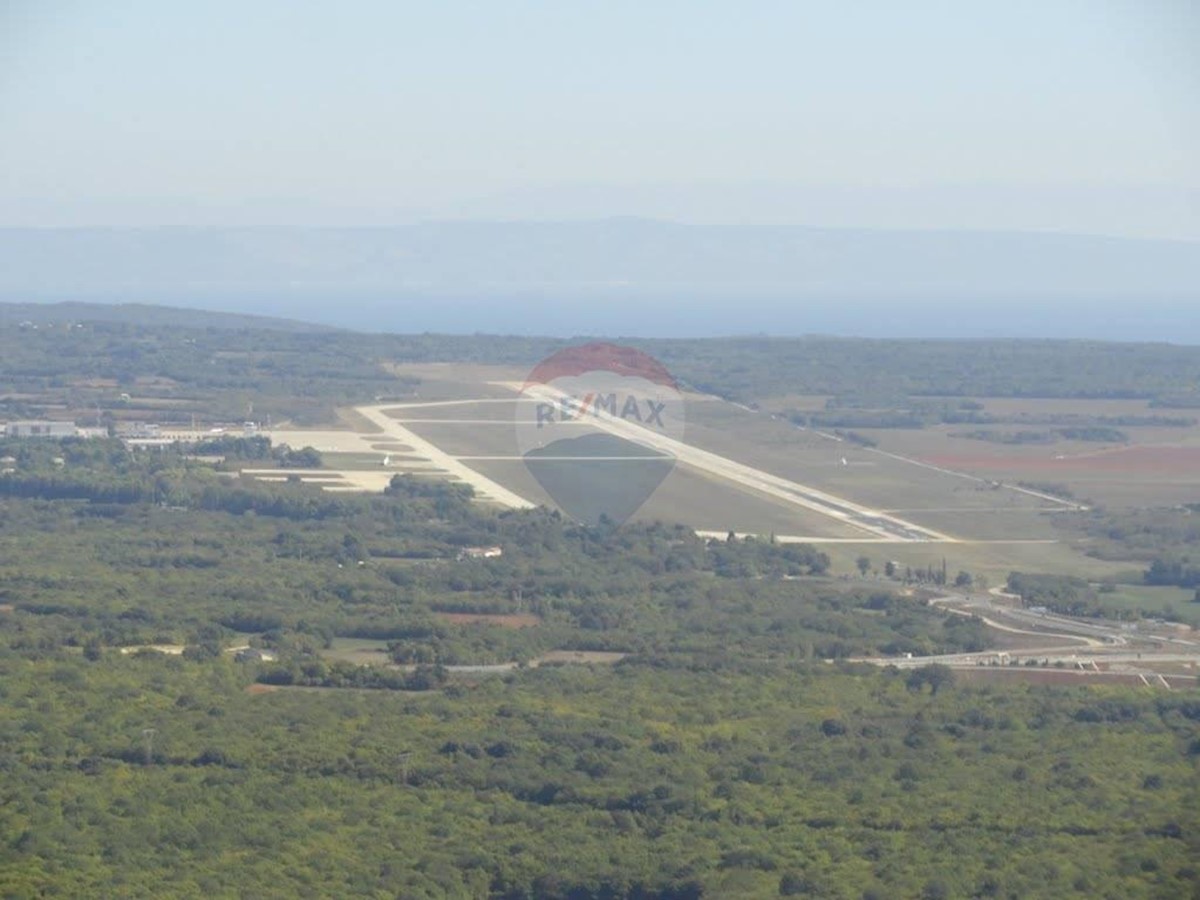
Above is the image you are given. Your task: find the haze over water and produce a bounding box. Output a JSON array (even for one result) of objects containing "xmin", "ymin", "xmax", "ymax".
[
  {"xmin": 3, "ymin": 2, "xmax": 1198, "ymax": 342},
  {"xmin": 19, "ymin": 290, "xmax": 1186, "ymax": 344}
]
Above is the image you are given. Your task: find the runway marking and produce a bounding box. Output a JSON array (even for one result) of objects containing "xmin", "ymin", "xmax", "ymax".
[
  {"xmin": 355, "ymin": 404, "xmax": 536, "ymax": 509},
  {"xmin": 456, "ymin": 455, "xmax": 667, "ymax": 461},
  {"xmin": 380, "ymin": 399, "xmax": 518, "ymax": 409},
  {"xmin": 879, "ymin": 507, "xmax": 1065, "ymax": 513}
]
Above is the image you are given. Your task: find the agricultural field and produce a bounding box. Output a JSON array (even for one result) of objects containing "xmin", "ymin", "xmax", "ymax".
[{"xmin": 840, "ymin": 398, "xmax": 1200, "ymax": 510}]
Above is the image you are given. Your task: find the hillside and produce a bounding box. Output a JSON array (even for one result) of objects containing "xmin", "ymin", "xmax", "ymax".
[{"xmin": 0, "ymin": 300, "xmax": 334, "ymax": 333}]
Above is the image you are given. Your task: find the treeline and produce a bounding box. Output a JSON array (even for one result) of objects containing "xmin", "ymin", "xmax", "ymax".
[
  {"xmin": 1006, "ymin": 572, "xmax": 1097, "ymax": 616},
  {"xmin": 0, "ymin": 436, "xmax": 351, "ymax": 518},
  {"xmin": 0, "ymin": 318, "xmax": 420, "ymax": 425},
  {"xmin": 0, "ymin": 468, "xmax": 356, "ymax": 519},
  {"xmin": 791, "ymin": 401, "xmax": 1186, "ymax": 436},
  {"xmin": 955, "ymin": 426, "xmax": 1129, "ymax": 445},
  {"xmin": 1065, "ymin": 505, "xmax": 1200, "ymax": 562},
  {"xmin": 8, "ymin": 314, "xmax": 1200, "ymax": 431},
  {"xmin": 192, "ymin": 435, "xmax": 323, "ymax": 468},
  {"xmin": 644, "ymin": 336, "xmax": 1200, "ymax": 404},
  {"xmin": 789, "ymin": 398, "xmax": 988, "ymax": 431},
  {"xmin": 1145, "ymin": 558, "xmax": 1200, "ymax": 590},
  {"xmin": 257, "ymin": 659, "xmax": 449, "ymax": 691}
]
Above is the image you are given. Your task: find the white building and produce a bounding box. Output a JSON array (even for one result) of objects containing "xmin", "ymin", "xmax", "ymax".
[
  {"xmin": 4, "ymin": 421, "xmax": 77, "ymax": 439},
  {"xmin": 457, "ymin": 546, "xmax": 504, "ymax": 560},
  {"xmin": 117, "ymin": 422, "xmax": 161, "ymax": 439}
]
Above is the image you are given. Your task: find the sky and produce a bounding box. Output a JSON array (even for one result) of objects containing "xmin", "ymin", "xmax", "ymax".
[{"xmin": 1, "ymin": 1, "xmax": 1199, "ymax": 237}]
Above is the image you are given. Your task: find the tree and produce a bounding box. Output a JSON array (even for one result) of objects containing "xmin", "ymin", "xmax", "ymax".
[
  {"xmin": 954, "ymin": 570, "xmax": 973, "ymax": 588},
  {"xmin": 926, "ymin": 664, "xmax": 956, "ymax": 694},
  {"xmin": 856, "ymin": 556, "xmax": 871, "ymax": 577},
  {"xmin": 820, "ymin": 718, "xmax": 847, "ymax": 737},
  {"xmin": 884, "ymin": 560, "xmax": 897, "ymax": 578},
  {"xmin": 906, "ymin": 664, "xmax": 956, "ymax": 695}
]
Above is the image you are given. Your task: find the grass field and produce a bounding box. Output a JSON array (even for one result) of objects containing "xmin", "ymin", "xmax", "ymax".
[
  {"xmin": 397, "ymin": 419, "xmax": 526, "ymax": 458},
  {"xmin": 320, "ymin": 637, "xmax": 393, "ymax": 667},
  {"xmin": 387, "ymin": 399, "xmax": 520, "ymax": 422},
  {"xmin": 681, "ymin": 397, "xmax": 1061, "ymax": 534},
  {"xmin": 1091, "ymin": 584, "xmax": 1200, "ymax": 627},
  {"xmin": 385, "ymin": 363, "xmax": 526, "ymax": 400},
  {"xmin": 815, "ymin": 540, "xmax": 1137, "ymax": 585},
  {"xmin": 433, "ymin": 612, "xmax": 542, "ymax": 628}
]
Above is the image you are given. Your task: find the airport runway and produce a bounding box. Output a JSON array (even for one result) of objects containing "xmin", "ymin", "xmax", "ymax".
[{"xmin": 514, "ymin": 383, "xmax": 954, "ymax": 542}]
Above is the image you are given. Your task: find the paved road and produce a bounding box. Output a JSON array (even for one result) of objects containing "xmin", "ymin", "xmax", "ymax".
[
  {"xmin": 853, "ymin": 588, "xmax": 1200, "ymax": 677},
  {"xmin": 934, "ymin": 590, "xmax": 1132, "ymax": 646}
]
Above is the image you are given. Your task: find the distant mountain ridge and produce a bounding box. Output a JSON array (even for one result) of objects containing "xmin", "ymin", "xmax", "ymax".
[
  {"xmin": 0, "ymin": 300, "xmax": 334, "ymax": 332},
  {"xmin": 2, "ymin": 221, "xmax": 1198, "ymax": 297}
]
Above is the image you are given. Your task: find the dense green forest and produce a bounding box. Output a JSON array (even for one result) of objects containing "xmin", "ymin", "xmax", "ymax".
[
  {"xmin": 0, "ymin": 433, "xmax": 1194, "ymax": 897},
  {"xmin": 5, "ymin": 305, "xmax": 1200, "ymax": 429},
  {"xmin": 2, "ymin": 650, "xmax": 1197, "ymax": 898},
  {"xmin": 1, "ymin": 306, "xmax": 1197, "ymax": 897},
  {"xmin": 0, "ymin": 438, "xmax": 976, "ymax": 666}
]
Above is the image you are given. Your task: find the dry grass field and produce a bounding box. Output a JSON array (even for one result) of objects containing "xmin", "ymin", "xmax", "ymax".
[
  {"xmin": 817, "ymin": 539, "xmax": 1136, "ymax": 585},
  {"xmin": 850, "ymin": 397, "xmax": 1200, "ymax": 509},
  {"xmin": 319, "ymin": 637, "xmax": 394, "ymax": 667},
  {"xmin": 432, "ymin": 612, "xmax": 543, "ymax": 628},
  {"xmin": 384, "ymin": 362, "xmax": 527, "ymax": 399}
]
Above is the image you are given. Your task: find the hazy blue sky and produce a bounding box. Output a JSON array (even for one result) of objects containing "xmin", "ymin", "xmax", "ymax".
[{"xmin": 2, "ymin": 1, "xmax": 1198, "ymax": 235}]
